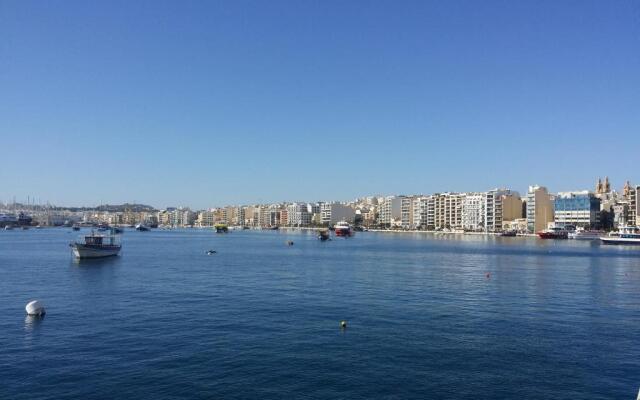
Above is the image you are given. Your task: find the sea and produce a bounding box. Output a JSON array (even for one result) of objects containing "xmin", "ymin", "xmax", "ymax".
[{"xmin": 1, "ymin": 228, "xmax": 639, "ymax": 399}]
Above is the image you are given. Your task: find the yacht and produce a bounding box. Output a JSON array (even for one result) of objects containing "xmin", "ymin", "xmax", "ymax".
[
  {"xmin": 537, "ymin": 226, "xmax": 569, "ymax": 239},
  {"xmin": 568, "ymin": 227, "xmax": 604, "ymax": 240},
  {"xmin": 70, "ymin": 229, "xmax": 122, "ymax": 259},
  {"xmin": 600, "ymin": 226, "xmax": 640, "ymax": 245}
]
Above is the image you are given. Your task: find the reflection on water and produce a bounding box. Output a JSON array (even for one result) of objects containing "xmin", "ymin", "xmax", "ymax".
[{"xmin": 24, "ymin": 314, "xmax": 45, "ymax": 332}]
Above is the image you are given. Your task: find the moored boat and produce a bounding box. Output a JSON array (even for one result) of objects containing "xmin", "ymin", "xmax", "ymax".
[
  {"xmin": 568, "ymin": 227, "xmax": 604, "ymax": 240},
  {"xmin": 600, "ymin": 226, "xmax": 640, "ymax": 245},
  {"xmin": 334, "ymin": 221, "xmax": 353, "ymax": 237},
  {"xmin": 537, "ymin": 226, "xmax": 569, "ymax": 239},
  {"xmin": 318, "ymin": 229, "xmax": 330, "ymax": 241},
  {"xmin": 500, "ymin": 230, "xmax": 517, "ymax": 237},
  {"xmin": 135, "ymin": 224, "xmax": 150, "ymax": 231},
  {"xmin": 70, "ymin": 229, "xmax": 122, "ymax": 259},
  {"xmin": 214, "ymin": 223, "xmax": 229, "ymax": 233}
]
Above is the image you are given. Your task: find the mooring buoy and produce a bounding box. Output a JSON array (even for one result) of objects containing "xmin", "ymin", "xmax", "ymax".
[{"xmin": 25, "ymin": 300, "xmax": 45, "ymax": 316}]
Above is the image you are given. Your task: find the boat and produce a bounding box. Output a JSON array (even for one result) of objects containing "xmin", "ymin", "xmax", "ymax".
[
  {"xmin": 334, "ymin": 221, "xmax": 353, "ymax": 237},
  {"xmin": 318, "ymin": 229, "xmax": 330, "ymax": 241},
  {"xmin": 537, "ymin": 226, "xmax": 569, "ymax": 239},
  {"xmin": 4, "ymin": 225, "xmax": 14, "ymax": 230},
  {"xmin": 214, "ymin": 223, "xmax": 228, "ymax": 233},
  {"xmin": 0, "ymin": 212, "xmax": 32, "ymax": 228},
  {"xmin": 69, "ymin": 229, "xmax": 122, "ymax": 259},
  {"xmin": 72, "ymin": 225, "xmax": 80, "ymax": 231},
  {"xmin": 568, "ymin": 227, "xmax": 604, "ymax": 240},
  {"xmin": 96, "ymin": 224, "xmax": 109, "ymax": 232},
  {"xmin": 600, "ymin": 226, "xmax": 640, "ymax": 245},
  {"xmin": 113, "ymin": 227, "xmax": 124, "ymax": 234},
  {"xmin": 500, "ymin": 230, "xmax": 517, "ymax": 237},
  {"xmin": 135, "ymin": 224, "xmax": 150, "ymax": 231}
]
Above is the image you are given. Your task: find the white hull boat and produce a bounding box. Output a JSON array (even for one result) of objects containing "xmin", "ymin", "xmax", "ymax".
[
  {"xmin": 600, "ymin": 226, "xmax": 640, "ymax": 245},
  {"xmin": 568, "ymin": 229, "xmax": 604, "ymax": 240},
  {"xmin": 71, "ymin": 244, "xmax": 121, "ymax": 258},
  {"xmin": 70, "ymin": 230, "xmax": 121, "ymax": 259}
]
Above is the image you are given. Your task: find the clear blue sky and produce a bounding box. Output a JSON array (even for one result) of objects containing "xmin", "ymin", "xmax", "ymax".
[{"xmin": 1, "ymin": 1, "xmax": 638, "ymax": 209}]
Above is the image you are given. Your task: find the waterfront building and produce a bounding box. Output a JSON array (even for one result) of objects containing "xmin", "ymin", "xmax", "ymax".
[
  {"xmin": 197, "ymin": 210, "xmax": 217, "ymax": 227},
  {"xmin": 502, "ymin": 218, "xmax": 528, "ymax": 233},
  {"xmin": 400, "ymin": 196, "xmax": 416, "ymax": 229},
  {"xmin": 627, "ymin": 183, "xmax": 638, "ymax": 227},
  {"xmin": 411, "ymin": 197, "xmax": 429, "ymax": 229},
  {"xmin": 279, "ymin": 209, "xmax": 288, "ymax": 226},
  {"xmin": 526, "ymin": 185, "xmax": 554, "ymax": 233},
  {"xmin": 377, "ymin": 196, "xmax": 402, "ymax": 227},
  {"xmin": 361, "ymin": 205, "xmax": 377, "ymax": 227},
  {"xmin": 432, "ymin": 193, "xmax": 463, "ymax": 230},
  {"xmin": 287, "ymin": 203, "xmax": 311, "ymax": 226},
  {"xmin": 485, "ymin": 189, "xmax": 522, "ymax": 233},
  {"xmin": 321, "ymin": 202, "xmax": 354, "ymax": 225},
  {"xmin": 462, "ymin": 193, "xmax": 485, "ymax": 231},
  {"xmin": 553, "ymin": 191, "xmax": 601, "ymax": 228}
]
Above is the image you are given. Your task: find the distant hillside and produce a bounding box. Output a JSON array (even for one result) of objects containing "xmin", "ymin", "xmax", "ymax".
[{"xmin": 94, "ymin": 203, "xmax": 157, "ymax": 212}]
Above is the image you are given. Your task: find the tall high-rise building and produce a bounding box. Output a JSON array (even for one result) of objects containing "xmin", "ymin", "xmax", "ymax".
[
  {"xmin": 462, "ymin": 193, "xmax": 485, "ymax": 231},
  {"xmin": 377, "ymin": 196, "xmax": 402, "ymax": 226},
  {"xmin": 526, "ymin": 185, "xmax": 554, "ymax": 233},
  {"xmin": 485, "ymin": 189, "xmax": 522, "ymax": 232}
]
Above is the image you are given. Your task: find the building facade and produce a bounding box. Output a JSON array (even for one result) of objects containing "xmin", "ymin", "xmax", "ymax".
[
  {"xmin": 526, "ymin": 185, "xmax": 554, "ymax": 233},
  {"xmin": 553, "ymin": 191, "xmax": 601, "ymax": 228}
]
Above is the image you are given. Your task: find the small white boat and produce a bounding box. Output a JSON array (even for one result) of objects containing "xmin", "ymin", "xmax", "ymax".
[
  {"xmin": 568, "ymin": 227, "xmax": 605, "ymax": 240},
  {"xmin": 600, "ymin": 226, "xmax": 640, "ymax": 245},
  {"xmin": 70, "ymin": 230, "xmax": 121, "ymax": 258},
  {"xmin": 135, "ymin": 224, "xmax": 150, "ymax": 231}
]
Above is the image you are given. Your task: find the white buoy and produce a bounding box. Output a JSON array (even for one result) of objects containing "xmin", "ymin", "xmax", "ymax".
[{"xmin": 25, "ymin": 300, "xmax": 45, "ymax": 316}]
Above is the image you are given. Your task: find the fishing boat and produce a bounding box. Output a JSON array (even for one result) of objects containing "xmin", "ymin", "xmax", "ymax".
[
  {"xmin": 568, "ymin": 227, "xmax": 604, "ymax": 240},
  {"xmin": 214, "ymin": 223, "xmax": 229, "ymax": 233},
  {"xmin": 600, "ymin": 226, "xmax": 640, "ymax": 245},
  {"xmin": 537, "ymin": 226, "xmax": 569, "ymax": 239},
  {"xmin": 334, "ymin": 221, "xmax": 353, "ymax": 237},
  {"xmin": 318, "ymin": 229, "xmax": 330, "ymax": 241},
  {"xmin": 69, "ymin": 229, "xmax": 122, "ymax": 259}
]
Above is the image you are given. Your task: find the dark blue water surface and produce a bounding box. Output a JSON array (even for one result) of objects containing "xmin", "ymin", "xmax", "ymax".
[{"xmin": 1, "ymin": 228, "xmax": 640, "ymax": 399}]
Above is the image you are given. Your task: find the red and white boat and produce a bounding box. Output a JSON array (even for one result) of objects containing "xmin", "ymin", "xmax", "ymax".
[
  {"xmin": 334, "ymin": 221, "xmax": 353, "ymax": 237},
  {"xmin": 537, "ymin": 226, "xmax": 569, "ymax": 239}
]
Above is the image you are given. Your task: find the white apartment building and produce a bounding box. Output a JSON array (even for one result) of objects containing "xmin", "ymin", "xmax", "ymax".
[
  {"xmin": 462, "ymin": 193, "xmax": 485, "ymax": 231},
  {"xmin": 411, "ymin": 196, "xmax": 429, "ymax": 229},
  {"xmin": 287, "ymin": 203, "xmax": 311, "ymax": 226},
  {"xmin": 377, "ymin": 196, "xmax": 402, "ymax": 226},
  {"xmin": 400, "ymin": 196, "xmax": 415, "ymax": 229}
]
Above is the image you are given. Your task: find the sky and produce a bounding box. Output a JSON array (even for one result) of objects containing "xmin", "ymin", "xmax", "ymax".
[{"xmin": 1, "ymin": 1, "xmax": 639, "ymax": 209}]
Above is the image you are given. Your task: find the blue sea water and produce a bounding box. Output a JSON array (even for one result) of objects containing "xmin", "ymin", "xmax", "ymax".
[{"xmin": 1, "ymin": 228, "xmax": 639, "ymax": 399}]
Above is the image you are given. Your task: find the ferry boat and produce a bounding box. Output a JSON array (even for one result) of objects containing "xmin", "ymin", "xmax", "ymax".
[
  {"xmin": 70, "ymin": 229, "xmax": 122, "ymax": 259},
  {"xmin": 600, "ymin": 226, "xmax": 640, "ymax": 245},
  {"xmin": 568, "ymin": 227, "xmax": 604, "ymax": 240},
  {"xmin": 537, "ymin": 226, "xmax": 569, "ymax": 239},
  {"xmin": 334, "ymin": 221, "xmax": 353, "ymax": 237}
]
